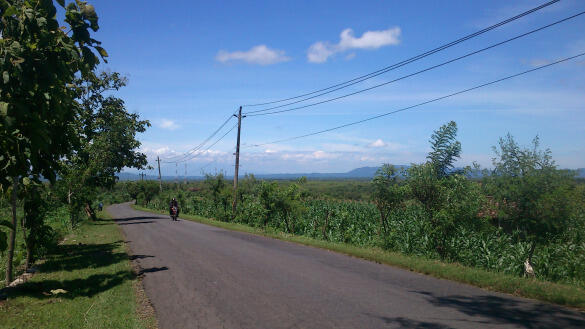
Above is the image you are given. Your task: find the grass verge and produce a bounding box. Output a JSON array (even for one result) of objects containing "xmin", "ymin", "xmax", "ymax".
[
  {"xmin": 0, "ymin": 211, "xmax": 157, "ymax": 329},
  {"xmin": 134, "ymin": 204, "xmax": 585, "ymax": 310}
]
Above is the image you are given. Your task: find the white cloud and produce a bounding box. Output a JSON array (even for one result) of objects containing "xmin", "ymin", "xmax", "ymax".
[
  {"xmin": 307, "ymin": 42, "xmax": 335, "ymax": 63},
  {"xmin": 160, "ymin": 119, "xmax": 180, "ymax": 130},
  {"xmin": 528, "ymin": 58, "xmax": 552, "ymax": 67},
  {"xmin": 307, "ymin": 27, "xmax": 401, "ymax": 63},
  {"xmin": 216, "ymin": 45, "xmax": 291, "ymax": 65},
  {"xmin": 369, "ymin": 139, "xmax": 386, "ymax": 147}
]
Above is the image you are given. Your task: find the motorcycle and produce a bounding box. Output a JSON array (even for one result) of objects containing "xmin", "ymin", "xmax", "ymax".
[{"xmin": 170, "ymin": 206, "xmax": 178, "ymax": 221}]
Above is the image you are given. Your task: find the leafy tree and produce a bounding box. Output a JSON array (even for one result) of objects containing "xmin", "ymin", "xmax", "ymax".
[
  {"xmin": 405, "ymin": 121, "xmax": 481, "ymax": 257},
  {"xmin": 488, "ymin": 134, "xmax": 574, "ymax": 271},
  {"xmin": 1, "ymin": 0, "xmax": 105, "ymax": 284},
  {"xmin": 59, "ymin": 71, "xmax": 150, "ymax": 220},
  {"xmin": 371, "ymin": 164, "xmax": 405, "ymax": 235},
  {"xmin": 0, "ymin": 0, "xmax": 105, "ymax": 187},
  {"xmin": 427, "ymin": 121, "xmax": 461, "ymax": 178},
  {"xmin": 21, "ymin": 180, "xmax": 55, "ymax": 270},
  {"xmin": 256, "ymin": 181, "xmax": 304, "ymax": 232},
  {"xmin": 125, "ymin": 181, "xmax": 141, "ymax": 204},
  {"xmin": 203, "ymin": 172, "xmax": 232, "ymax": 220}
]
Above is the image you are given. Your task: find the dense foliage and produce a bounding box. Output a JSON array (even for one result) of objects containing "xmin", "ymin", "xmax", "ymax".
[
  {"xmin": 0, "ymin": 1, "xmax": 148, "ymax": 285},
  {"xmin": 141, "ymin": 123, "xmax": 585, "ymax": 288}
]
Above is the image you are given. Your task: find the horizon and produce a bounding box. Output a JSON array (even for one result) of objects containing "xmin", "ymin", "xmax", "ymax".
[{"xmin": 89, "ymin": 0, "xmax": 585, "ymax": 176}]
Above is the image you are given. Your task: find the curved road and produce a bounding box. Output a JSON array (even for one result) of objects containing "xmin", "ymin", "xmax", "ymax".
[{"xmin": 108, "ymin": 202, "xmax": 585, "ymax": 329}]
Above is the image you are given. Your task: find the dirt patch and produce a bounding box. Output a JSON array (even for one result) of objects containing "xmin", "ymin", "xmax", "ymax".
[{"xmin": 132, "ymin": 272, "xmax": 157, "ymax": 329}]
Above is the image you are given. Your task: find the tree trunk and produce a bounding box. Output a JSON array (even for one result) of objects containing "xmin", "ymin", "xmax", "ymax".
[
  {"xmin": 5, "ymin": 177, "xmax": 18, "ymax": 286},
  {"xmin": 322, "ymin": 210, "xmax": 330, "ymax": 241},
  {"xmin": 85, "ymin": 202, "xmax": 97, "ymax": 221},
  {"xmin": 377, "ymin": 205, "xmax": 388, "ymax": 236},
  {"xmin": 20, "ymin": 210, "xmax": 31, "ymax": 271}
]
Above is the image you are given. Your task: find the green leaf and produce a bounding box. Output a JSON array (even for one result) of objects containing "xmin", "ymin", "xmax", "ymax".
[
  {"xmin": 2, "ymin": 5, "xmax": 16, "ymax": 17},
  {"xmin": 22, "ymin": 176, "xmax": 31, "ymax": 186},
  {"xmin": 95, "ymin": 46, "xmax": 108, "ymax": 58},
  {"xmin": 2, "ymin": 71, "xmax": 8, "ymax": 84},
  {"xmin": 56, "ymin": 0, "xmax": 65, "ymax": 7},
  {"xmin": 0, "ymin": 102, "xmax": 8, "ymax": 116},
  {"xmin": 0, "ymin": 219, "xmax": 13, "ymax": 230}
]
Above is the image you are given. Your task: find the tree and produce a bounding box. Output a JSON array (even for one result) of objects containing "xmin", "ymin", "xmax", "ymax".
[
  {"xmin": 427, "ymin": 121, "xmax": 461, "ymax": 178},
  {"xmin": 59, "ymin": 71, "xmax": 150, "ymax": 221},
  {"xmin": 371, "ymin": 165, "xmax": 405, "ymax": 236},
  {"xmin": 405, "ymin": 121, "xmax": 480, "ymax": 258},
  {"xmin": 21, "ymin": 180, "xmax": 53, "ymax": 270},
  {"xmin": 1, "ymin": 0, "xmax": 105, "ymax": 284},
  {"xmin": 489, "ymin": 134, "xmax": 574, "ymax": 272}
]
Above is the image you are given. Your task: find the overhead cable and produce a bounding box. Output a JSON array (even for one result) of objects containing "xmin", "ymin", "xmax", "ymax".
[
  {"xmin": 248, "ymin": 52, "xmax": 585, "ymax": 148},
  {"xmin": 161, "ymin": 109, "xmax": 237, "ymax": 162},
  {"xmin": 245, "ymin": 11, "xmax": 585, "ymax": 117},
  {"xmin": 172, "ymin": 122, "xmax": 239, "ymax": 163},
  {"xmin": 243, "ymin": 0, "xmax": 559, "ymax": 109}
]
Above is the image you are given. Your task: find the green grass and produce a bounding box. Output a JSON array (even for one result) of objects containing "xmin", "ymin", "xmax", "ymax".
[
  {"xmin": 135, "ymin": 204, "xmax": 585, "ymax": 310},
  {"xmin": 0, "ymin": 211, "xmax": 156, "ymax": 329}
]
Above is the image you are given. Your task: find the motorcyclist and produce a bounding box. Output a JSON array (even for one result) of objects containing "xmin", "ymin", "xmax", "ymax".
[{"xmin": 169, "ymin": 197, "xmax": 180, "ymax": 219}]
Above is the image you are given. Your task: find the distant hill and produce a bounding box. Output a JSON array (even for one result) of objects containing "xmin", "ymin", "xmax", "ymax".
[
  {"xmin": 118, "ymin": 166, "xmax": 394, "ymax": 181},
  {"xmin": 118, "ymin": 166, "xmax": 585, "ymax": 181}
]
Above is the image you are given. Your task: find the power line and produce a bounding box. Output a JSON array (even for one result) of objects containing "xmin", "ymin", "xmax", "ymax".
[
  {"xmin": 246, "ymin": 11, "xmax": 585, "ymax": 117},
  {"xmin": 161, "ymin": 114, "xmax": 233, "ymax": 162},
  {"xmin": 161, "ymin": 108, "xmax": 238, "ymax": 163},
  {"xmin": 242, "ymin": 0, "xmax": 559, "ymax": 109},
  {"xmin": 247, "ymin": 52, "xmax": 585, "ymax": 148},
  {"xmin": 172, "ymin": 122, "xmax": 239, "ymax": 163}
]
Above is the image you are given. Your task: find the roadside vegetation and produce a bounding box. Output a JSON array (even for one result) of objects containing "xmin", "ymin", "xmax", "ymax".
[
  {"xmin": 0, "ymin": 211, "xmax": 156, "ymax": 328},
  {"xmin": 134, "ymin": 121, "xmax": 585, "ymax": 307},
  {"xmin": 1, "ymin": 1, "xmax": 152, "ymax": 326}
]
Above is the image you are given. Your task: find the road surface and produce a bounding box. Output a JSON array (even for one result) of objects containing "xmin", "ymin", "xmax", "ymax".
[{"xmin": 108, "ymin": 202, "xmax": 585, "ymax": 329}]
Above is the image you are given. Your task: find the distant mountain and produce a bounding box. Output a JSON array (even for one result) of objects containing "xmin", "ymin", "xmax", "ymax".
[
  {"xmin": 118, "ymin": 166, "xmax": 585, "ymax": 181},
  {"xmin": 252, "ymin": 166, "xmax": 407, "ymax": 180},
  {"xmin": 118, "ymin": 166, "xmax": 394, "ymax": 181},
  {"xmin": 116, "ymin": 172, "xmax": 205, "ymax": 181},
  {"xmin": 345, "ymin": 167, "xmax": 379, "ymax": 177}
]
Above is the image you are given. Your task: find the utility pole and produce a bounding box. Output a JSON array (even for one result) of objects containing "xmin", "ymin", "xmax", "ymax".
[
  {"xmin": 157, "ymin": 156, "xmax": 162, "ymax": 192},
  {"xmin": 232, "ymin": 106, "xmax": 242, "ymax": 215},
  {"xmin": 184, "ymin": 163, "xmax": 187, "ymax": 185},
  {"xmin": 175, "ymin": 163, "xmax": 178, "ymax": 185}
]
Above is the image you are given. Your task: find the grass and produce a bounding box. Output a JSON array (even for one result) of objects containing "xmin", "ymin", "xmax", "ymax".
[
  {"xmin": 0, "ymin": 211, "xmax": 157, "ymax": 329},
  {"xmin": 134, "ymin": 204, "xmax": 585, "ymax": 310}
]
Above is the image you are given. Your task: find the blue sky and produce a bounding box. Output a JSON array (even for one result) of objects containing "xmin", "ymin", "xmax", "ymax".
[{"xmin": 87, "ymin": 0, "xmax": 585, "ymax": 175}]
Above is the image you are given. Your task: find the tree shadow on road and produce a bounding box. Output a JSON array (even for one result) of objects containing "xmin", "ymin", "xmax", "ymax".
[
  {"xmin": 117, "ymin": 221, "xmax": 155, "ymax": 226},
  {"xmin": 411, "ymin": 290, "xmax": 585, "ymax": 328},
  {"xmin": 114, "ymin": 216, "xmax": 162, "ymax": 222},
  {"xmin": 375, "ymin": 316, "xmax": 451, "ymax": 329}
]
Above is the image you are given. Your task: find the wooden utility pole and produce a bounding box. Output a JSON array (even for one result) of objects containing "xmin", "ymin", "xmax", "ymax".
[
  {"xmin": 157, "ymin": 156, "xmax": 162, "ymax": 192},
  {"xmin": 184, "ymin": 163, "xmax": 187, "ymax": 185},
  {"xmin": 232, "ymin": 106, "xmax": 242, "ymax": 214}
]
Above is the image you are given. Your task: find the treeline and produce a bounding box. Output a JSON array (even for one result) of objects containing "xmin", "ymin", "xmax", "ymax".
[
  {"xmin": 140, "ymin": 121, "xmax": 585, "ymax": 287},
  {"xmin": 0, "ymin": 1, "xmax": 148, "ymax": 286}
]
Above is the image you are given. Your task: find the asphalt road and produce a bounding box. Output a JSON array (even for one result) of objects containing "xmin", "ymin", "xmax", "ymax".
[{"xmin": 108, "ymin": 202, "xmax": 585, "ymax": 329}]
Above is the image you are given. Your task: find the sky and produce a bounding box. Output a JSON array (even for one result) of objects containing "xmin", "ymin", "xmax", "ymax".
[{"xmin": 85, "ymin": 0, "xmax": 585, "ymax": 176}]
